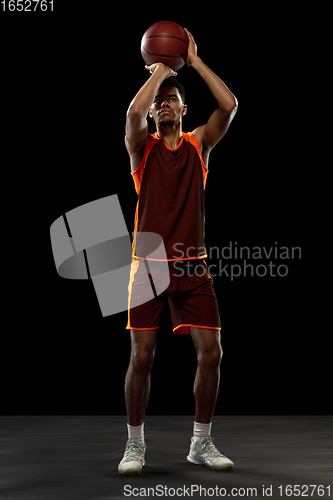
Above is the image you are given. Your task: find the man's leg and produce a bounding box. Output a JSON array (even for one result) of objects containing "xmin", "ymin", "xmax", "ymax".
[
  {"xmin": 125, "ymin": 329, "xmax": 158, "ymax": 426},
  {"xmin": 187, "ymin": 327, "xmax": 233, "ymax": 470},
  {"xmin": 119, "ymin": 329, "xmax": 158, "ymax": 475},
  {"xmin": 190, "ymin": 327, "xmax": 222, "ymax": 423}
]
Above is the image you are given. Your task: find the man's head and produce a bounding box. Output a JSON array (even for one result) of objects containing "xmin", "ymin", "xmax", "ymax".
[
  {"xmin": 149, "ymin": 78, "xmax": 187, "ymax": 127},
  {"xmin": 162, "ymin": 77, "xmax": 186, "ymax": 103}
]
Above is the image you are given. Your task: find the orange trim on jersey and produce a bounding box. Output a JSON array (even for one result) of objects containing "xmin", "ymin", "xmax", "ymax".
[
  {"xmin": 151, "ymin": 131, "xmax": 209, "ymax": 189},
  {"xmin": 131, "ymin": 133, "xmax": 208, "ymax": 194},
  {"xmin": 173, "ymin": 324, "xmax": 221, "ymax": 335},
  {"xmin": 130, "ymin": 132, "xmax": 209, "ymax": 262},
  {"xmin": 131, "ymin": 134, "xmax": 160, "ymax": 195}
]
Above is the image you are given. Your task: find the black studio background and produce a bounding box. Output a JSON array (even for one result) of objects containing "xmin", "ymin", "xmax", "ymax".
[{"xmin": 2, "ymin": 3, "xmax": 332, "ymax": 415}]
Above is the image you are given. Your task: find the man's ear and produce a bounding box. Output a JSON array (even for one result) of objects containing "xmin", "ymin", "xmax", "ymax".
[
  {"xmin": 148, "ymin": 108, "xmax": 153, "ymax": 118},
  {"xmin": 181, "ymin": 104, "xmax": 187, "ymax": 116}
]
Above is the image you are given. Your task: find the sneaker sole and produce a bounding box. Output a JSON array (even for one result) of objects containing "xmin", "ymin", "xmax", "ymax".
[
  {"xmin": 187, "ymin": 454, "xmax": 234, "ymax": 470},
  {"xmin": 118, "ymin": 467, "xmax": 142, "ymax": 475},
  {"xmin": 187, "ymin": 454, "xmax": 202, "ymax": 465},
  {"xmin": 118, "ymin": 459, "xmax": 145, "ymax": 475}
]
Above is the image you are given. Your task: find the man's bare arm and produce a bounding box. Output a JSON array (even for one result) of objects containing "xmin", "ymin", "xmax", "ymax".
[
  {"xmin": 125, "ymin": 63, "xmax": 176, "ymax": 162},
  {"xmin": 185, "ymin": 29, "xmax": 238, "ymax": 155}
]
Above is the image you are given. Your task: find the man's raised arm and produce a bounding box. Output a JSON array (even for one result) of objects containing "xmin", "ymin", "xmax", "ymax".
[
  {"xmin": 185, "ymin": 29, "xmax": 238, "ymax": 155},
  {"xmin": 125, "ymin": 63, "xmax": 176, "ymax": 161}
]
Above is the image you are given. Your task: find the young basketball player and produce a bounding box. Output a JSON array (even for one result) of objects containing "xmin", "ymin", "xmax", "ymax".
[{"xmin": 118, "ymin": 29, "xmax": 238, "ymax": 474}]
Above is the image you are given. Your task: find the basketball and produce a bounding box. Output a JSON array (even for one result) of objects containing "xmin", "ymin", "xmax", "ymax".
[{"xmin": 141, "ymin": 21, "xmax": 189, "ymax": 71}]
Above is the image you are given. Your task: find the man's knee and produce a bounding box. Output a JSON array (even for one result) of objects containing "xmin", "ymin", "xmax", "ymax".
[
  {"xmin": 198, "ymin": 343, "xmax": 222, "ymax": 368},
  {"xmin": 131, "ymin": 345, "xmax": 155, "ymax": 372},
  {"xmin": 129, "ymin": 330, "xmax": 157, "ymax": 373}
]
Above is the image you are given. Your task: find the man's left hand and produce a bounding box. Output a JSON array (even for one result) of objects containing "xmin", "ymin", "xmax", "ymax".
[{"xmin": 184, "ymin": 28, "xmax": 199, "ymax": 66}]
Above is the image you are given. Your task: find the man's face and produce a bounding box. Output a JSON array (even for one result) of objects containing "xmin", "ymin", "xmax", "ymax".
[{"xmin": 149, "ymin": 86, "xmax": 187, "ymax": 126}]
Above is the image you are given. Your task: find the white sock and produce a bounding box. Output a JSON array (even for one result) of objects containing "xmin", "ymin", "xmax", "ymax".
[
  {"xmin": 127, "ymin": 423, "xmax": 145, "ymax": 444},
  {"xmin": 193, "ymin": 421, "xmax": 212, "ymax": 441}
]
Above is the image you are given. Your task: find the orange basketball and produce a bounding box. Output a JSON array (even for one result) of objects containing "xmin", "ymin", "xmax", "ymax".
[{"xmin": 141, "ymin": 21, "xmax": 189, "ymax": 71}]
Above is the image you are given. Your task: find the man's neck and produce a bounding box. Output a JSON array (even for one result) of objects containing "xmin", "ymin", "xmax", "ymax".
[{"xmin": 156, "ymin": 123, "xmax": 183, "ymax": 149}]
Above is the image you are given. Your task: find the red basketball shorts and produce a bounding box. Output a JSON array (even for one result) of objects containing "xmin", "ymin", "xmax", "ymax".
[{"xmin": 126, "ymin": 259, "xmax": 221, "ymax": 334}]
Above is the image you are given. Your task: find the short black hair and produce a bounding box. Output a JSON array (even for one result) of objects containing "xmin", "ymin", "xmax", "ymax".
[{"xmin": 160, "ymin": 77, "xmax": 185, "ymax": 104}]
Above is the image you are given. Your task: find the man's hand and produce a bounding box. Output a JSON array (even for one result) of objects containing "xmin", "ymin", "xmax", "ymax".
[
  {"xmin": 145, "ymin": 62, "xmax": 177, "ymax": 78},
  {"xmin": 184, "ymin": 28, "xmax": 199, "ymax": 66}
]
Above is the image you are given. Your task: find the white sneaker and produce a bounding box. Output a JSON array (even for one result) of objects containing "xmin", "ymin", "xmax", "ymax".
[
  {"xmin": 187, "ymin": 436, "xmax": 234, "ymax": 470},
  {"xmin": 118, "ymin": 439, "xmax": 146, "ymax": 475}
]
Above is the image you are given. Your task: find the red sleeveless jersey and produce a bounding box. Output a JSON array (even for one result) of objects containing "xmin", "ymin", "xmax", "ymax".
[{"xmin": 131, "ymin": 132, "xmax": 208, "ymax": 261}]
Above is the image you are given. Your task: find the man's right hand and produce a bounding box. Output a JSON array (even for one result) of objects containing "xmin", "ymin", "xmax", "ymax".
[{"xmin": 145, "ymin": 62, "xmax": 177, "ymax": 78}]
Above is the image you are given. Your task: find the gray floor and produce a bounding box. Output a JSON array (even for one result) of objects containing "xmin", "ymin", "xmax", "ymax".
[{"xmin": 0, "ymin": 416, "xmax": 332, "ymax": 499}]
